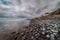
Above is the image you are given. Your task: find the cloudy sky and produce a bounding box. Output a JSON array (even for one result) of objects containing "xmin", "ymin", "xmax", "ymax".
[{"xmin": 0, "ymin": 0, "xmax": 60, "ymax": 19}]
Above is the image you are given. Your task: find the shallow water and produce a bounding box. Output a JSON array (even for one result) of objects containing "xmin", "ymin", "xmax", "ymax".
[{"xmin": 0, "ymin": 18, "xmax": 30, "ymax": 31}]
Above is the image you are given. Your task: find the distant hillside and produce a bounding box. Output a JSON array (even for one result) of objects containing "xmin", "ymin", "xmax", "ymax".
[{"xmin": 30, "ymin": 8, "xmax": 60, "ymax": 22}]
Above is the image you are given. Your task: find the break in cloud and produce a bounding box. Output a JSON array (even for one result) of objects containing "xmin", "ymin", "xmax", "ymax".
[{"xmin": 0, "ymin": 0, "xmax": 60, "ymax": 19}]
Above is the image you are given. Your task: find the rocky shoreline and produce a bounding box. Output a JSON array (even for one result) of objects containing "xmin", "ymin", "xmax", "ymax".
[{"xmin": 1, "ymin": 9, "xmax": 60, "ymax": 40}]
